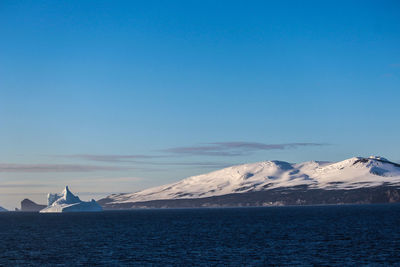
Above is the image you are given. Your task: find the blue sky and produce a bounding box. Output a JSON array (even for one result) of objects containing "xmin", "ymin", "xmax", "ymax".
[{"xmin": 0, "ymin": 0, "xmax": 399, "ymax": 208}]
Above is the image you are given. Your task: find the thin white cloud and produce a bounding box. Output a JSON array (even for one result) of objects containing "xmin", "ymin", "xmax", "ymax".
[
  {"xmin": 57, "ymin": 154, "xmax": 232, "ymax": 168},
  {"xmin": 162, "ymin": 142, "xmax": 326, "ymax": 156},
  {"xmin": 60, "ymin": 154, "xmax": 163, "ymax": 162},
  {"xmin": 0, "ymin": 163, "xmax": 131, "ymax": 173}
]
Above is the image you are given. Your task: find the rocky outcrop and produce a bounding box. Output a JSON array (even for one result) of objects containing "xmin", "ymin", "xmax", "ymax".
[{"xmin": 20, "ymin": 199, "xmax": 47, "ymax": 212}]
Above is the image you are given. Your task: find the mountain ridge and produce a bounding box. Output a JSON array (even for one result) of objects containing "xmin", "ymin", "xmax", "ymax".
[{"xmin": 99, "ymin": 156, "xmax": 400, "ymax": 209}]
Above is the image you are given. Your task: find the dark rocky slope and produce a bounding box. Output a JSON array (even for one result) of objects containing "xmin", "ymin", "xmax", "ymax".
[
  {"xmin": 20, "ymin": 199, "xmax": 46, "ymax": 212},
  {"xmin": 98, "ymin": 184, "xmax": 400, "ymax": 209}
]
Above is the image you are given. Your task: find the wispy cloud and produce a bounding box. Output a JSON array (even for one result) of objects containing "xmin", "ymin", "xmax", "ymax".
[
  {"xmin": 59, "ymin": 154, "xmax": 162, "ymax": 163},
  {"xmin": 0, "ymin": 163, "xmax": 131, "ymax": 173},
  {"xmin": 0, "ymin": 183, "xmax": 47, "ymax": 188},
  {"xmin": 162, "ymin": 142, "xmax": 326, "ymax": 156},
  {"xmin": 75, "ymin": 176, "xmax": 143, "ymax": 183},
  {"xmin": 155, "ymin": 161, "xmax": 231, "ymax": 167},
  {"xmin": 51, "ymin": 141, "xmax": 325, "ymax": 167},
  {"xmin": 0, "ymin": 177, "xmax": 142, "ymax": 191},
  {"xmin": 58, "ymin": 154, "xmax": 231, "ymax": 168}
]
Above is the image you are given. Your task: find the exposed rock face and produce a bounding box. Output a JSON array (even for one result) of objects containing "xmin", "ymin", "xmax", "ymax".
[
  {"xmin": 99, "ymin": 185, "xmax": 400, "ymax": 209},
  {"xmin": 20, "ymin": 199, "xmax": 47, "ymax": 212}
]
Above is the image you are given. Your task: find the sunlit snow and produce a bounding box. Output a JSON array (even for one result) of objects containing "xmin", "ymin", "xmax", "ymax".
[{"xmin": 107, "ymin": 156, "xmax": 400, "ymax": 204}]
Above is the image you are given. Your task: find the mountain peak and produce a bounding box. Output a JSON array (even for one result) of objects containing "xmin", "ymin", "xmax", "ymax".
[
  {"xmin": 368, "ymin": 156, "xmax": 390, "ymax": 162},
  {"xmin": 351, "ymin": 156, "xmax": 400, "ymax": 168},
  {"xmin": 62, "ymin": 186, "xmax": 73, "ymax": 198}
]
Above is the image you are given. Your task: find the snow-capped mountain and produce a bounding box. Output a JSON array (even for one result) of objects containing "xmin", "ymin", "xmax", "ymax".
[
  {"xmin": 103, "ymin": 156, "xmax": 400, "ymax": 207},
  {"xmin": 40, "ymin": 186, "xmax": 102, "ymax": 213}
]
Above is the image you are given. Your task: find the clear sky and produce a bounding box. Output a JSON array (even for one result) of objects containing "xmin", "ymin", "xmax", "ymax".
[{"xmin": 0, "ymin": 0, "xmax": 399, "ymax": 209}]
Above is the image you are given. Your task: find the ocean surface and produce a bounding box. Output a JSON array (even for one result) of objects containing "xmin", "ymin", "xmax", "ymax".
[{"xmin": 1, "ymin": 204, "xmax": 400, "ymax": 266}]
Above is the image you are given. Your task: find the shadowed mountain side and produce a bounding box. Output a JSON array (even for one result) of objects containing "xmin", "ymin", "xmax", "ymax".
[{"xmin": 98, "ymin": 185, "xmax": 400, "ymax": 209}]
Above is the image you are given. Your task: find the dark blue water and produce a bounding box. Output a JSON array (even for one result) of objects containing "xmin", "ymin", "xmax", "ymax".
[{"xmin": 1, "ymin": 205, "xmax": 400, "ymax": 266}]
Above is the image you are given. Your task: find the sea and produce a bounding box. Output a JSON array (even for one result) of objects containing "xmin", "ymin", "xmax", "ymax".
[{"xmin": 1, "ymin": 204, "xmax": 400, "ymax": 266}]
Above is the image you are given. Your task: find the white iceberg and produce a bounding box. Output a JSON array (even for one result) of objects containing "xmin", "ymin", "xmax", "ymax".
[
  {"xmin": 0, "ymin": 206, "xmax": 7, "ymax": 212},
  {"xmin": 40, "ymin": 186, "xmax": 103, "ymax": 213}
]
